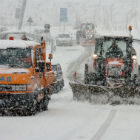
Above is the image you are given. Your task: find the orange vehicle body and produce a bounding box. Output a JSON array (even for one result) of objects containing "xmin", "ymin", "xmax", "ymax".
[{"xmin": 0, "ymin": 40, "xmax": 55, "ymax": 114}]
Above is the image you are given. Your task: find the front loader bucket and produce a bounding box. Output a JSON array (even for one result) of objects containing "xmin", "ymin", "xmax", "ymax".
[{"xmin": 69, "ymin": 82, "xmax": 140, "ymax": 105}]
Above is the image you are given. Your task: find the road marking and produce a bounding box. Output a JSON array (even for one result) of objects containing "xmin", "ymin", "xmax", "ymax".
[{"xmin": 92, "ymin": 110, "xmax": 117, "ymax": 140}]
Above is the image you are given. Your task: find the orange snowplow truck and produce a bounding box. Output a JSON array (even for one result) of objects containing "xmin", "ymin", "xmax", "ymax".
[{"xmin": 0, "ymin": 39, "xmax": 55, "ymax": 115}]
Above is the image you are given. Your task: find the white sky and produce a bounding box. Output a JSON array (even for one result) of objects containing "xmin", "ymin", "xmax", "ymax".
[{"xmin": 0, "ymin": 0, "xmax": 139, "ymax": 31}]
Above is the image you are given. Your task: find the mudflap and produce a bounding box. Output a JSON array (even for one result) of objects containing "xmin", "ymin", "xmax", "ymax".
[{"xmin": 69, "ymin": 82, "xmax": 140, "ymax": 105}]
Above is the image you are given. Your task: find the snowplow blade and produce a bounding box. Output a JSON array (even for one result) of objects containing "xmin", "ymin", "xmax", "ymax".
[{"xmin": 69, "ymin": 82, "xmax": 140, "ymax": 105}]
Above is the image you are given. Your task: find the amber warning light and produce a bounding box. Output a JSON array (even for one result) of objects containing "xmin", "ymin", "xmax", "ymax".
[
  {"xmin": 129, "ymin": 25, "xmax": 132, "ymax": 31},
  {"xmin": 49, "ymin": 53, "xmax": 53, "ymax": 61}
]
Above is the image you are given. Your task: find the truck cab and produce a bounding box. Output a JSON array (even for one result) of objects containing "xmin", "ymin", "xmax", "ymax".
[{"xmin": 0, "ymin": 39, "xmax": 55, "ymax": 115}]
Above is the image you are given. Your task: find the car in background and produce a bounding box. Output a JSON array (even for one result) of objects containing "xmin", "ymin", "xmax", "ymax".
[
  {"xmin": 56, "ymin": 34, "xmax": 73, "ymax": 46},
  {"xmin": 51, "ymin": 63, "xmax": 64, "ymax": 93}
]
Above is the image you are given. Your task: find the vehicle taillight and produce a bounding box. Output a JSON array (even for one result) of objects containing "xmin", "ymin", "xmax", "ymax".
[
  {"xmin": 122, "ymin": 71, "xmax": 124, "ymax": 77},
  {"xmin": 9, "ymin": 36, "xmax": 14, "ymax": 40},
  {"xmin": 93, "ymin": 61, "xmax": 96, "ymax": 66}
]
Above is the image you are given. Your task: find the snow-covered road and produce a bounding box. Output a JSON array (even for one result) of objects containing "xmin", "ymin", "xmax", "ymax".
[{"xmin": 0, "ymin": 44, "xmax": 140, "ymax": 140}]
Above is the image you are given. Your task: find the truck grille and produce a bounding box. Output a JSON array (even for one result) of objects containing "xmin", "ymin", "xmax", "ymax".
[{"xmin": 0, "ymin": 85, "xmax": 26, "ymax": 92}]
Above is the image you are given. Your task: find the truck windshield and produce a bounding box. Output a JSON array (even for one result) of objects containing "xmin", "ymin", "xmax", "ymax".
[
  {"xmin": 0, "ymin": 48, "xmax": 32, "ymax": 68},
  {"xmin": 96, "ymin": 39, "xmax": 127, "ymax": 58}
]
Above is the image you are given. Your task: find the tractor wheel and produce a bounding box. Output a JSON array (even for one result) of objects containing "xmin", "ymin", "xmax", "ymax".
[
  {"xmin": 39, "ymin": 91, "xmax": 50, "ymax": 111},
  {"xmin": 85, "ymin": 73, "xmax": 97, "ymax": 85}
]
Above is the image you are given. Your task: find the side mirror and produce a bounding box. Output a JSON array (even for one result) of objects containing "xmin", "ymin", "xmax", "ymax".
[
  {"xmin": 35, "ymin": 61, "xmax": 45, "ymax": 73},
  {"xmin": 38, "ymin": 61, "xmax": 45, "ymax": 72},
  {"xmin": 35, "ymin": 67, "xmax": 39, "ymax": 72},
  {"xmin": 48, "ymin": 53, "xmax": 53, "ymax": 61}
]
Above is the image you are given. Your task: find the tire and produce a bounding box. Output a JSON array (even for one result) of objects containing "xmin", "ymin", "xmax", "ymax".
[
  {"xmin": 84, "ymin": 64, "xmax": 89, "ymax": 84},
  {"xmin": 56, "ymin": 84, "xmax": 61, "ymax": 92},
  {"xmin": 138, "ymin": 65, "xmax": 140, "ymax": 76},
  {"xmin": 85, "ymin": 73, "xmax": 97, "ymax": 85},
  {"xmin": 26, "ymin": 101, "xmax": 37, "ymax": 116},
  {"xmin": 39, "ymin": 91, "xmax": 50, "ymax": 111},
  {"xmin": 60, "ymin": 80, "xmax": 64, "ymax": 89},
  {"xmin": 21, "ymin": 98, "xmax": 37, "ymax": 116}
]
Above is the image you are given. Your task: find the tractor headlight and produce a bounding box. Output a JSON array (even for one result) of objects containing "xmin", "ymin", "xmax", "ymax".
[
  {"xmin": 87, "ymin": 34, "xmax": 93, "ymax": 39},
  {"xmin": 132, "ymin": 55, "xmax": 137, "ymax": 61},
  {"xmin": 93, "ymin": 54, "xmax": 98, "ymax": 59}
]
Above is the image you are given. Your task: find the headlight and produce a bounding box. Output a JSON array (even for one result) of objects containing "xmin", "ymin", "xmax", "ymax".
[
  {"xmin": 87, "ymin": 34, "xmax": 93, "ymax": 38},
  {"xmin": 93, "ymin": 54, "xmax": 98, "ymax": 59},
  {"xmin": 132, "ymin": 55, "xmax": 137, "ymax": 60},
  {"xmin": 15, "ymin": 85, "xmax": 26, "ymax": 91}
]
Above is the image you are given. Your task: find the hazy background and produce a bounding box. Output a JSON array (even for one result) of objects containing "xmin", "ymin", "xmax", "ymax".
[{"xmin": 0, "ymin": 0, "xmax": 139, "ymax": 34}]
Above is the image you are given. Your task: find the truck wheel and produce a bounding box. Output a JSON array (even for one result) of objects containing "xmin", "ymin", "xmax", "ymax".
[
  {"xmin": 62, "ymin": 79, "xmax": 64, "ymax": 87},
  {"xmin": 84, "ymin": 64, "xmax": 89, "ymax": 84},
  {"xmin": 22, "ymin": 99, "xmax": 37, "ymax": 116},
  {"xmin": 27, "ymin": 102, "xmax": 37, "ymax": 116},
  {"xmin": 39, "ymin": 91, "xmax": 50, "ymax": 111},
  {"xmin": 138, "ymin": 65, "xmax": 140, "ymax": 76},
  {"xmin": 57, "ymin": 84, "xmax": 61, "ymax": 92}
]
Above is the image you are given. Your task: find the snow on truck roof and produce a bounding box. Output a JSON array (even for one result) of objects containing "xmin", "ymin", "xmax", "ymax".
[
  {"xmin": 95, "ymin": 35, "xmax": 131, "ymax": 39},
  {"xmin": 0, "ymin": 40, "xmax": 39, "ymax": 49},
  {"xmin": 95, "ymin": 32, "xmax": 131, "ymax": 39}
]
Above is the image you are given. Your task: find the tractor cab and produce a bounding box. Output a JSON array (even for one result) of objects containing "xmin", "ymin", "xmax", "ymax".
[
  {"xmin": 95, "ymin": 36, "xmax": 132, "ymax": 59},
  {"xmin": 93, "ymin": 35, "xmax": 138, "ymax": 86}
]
